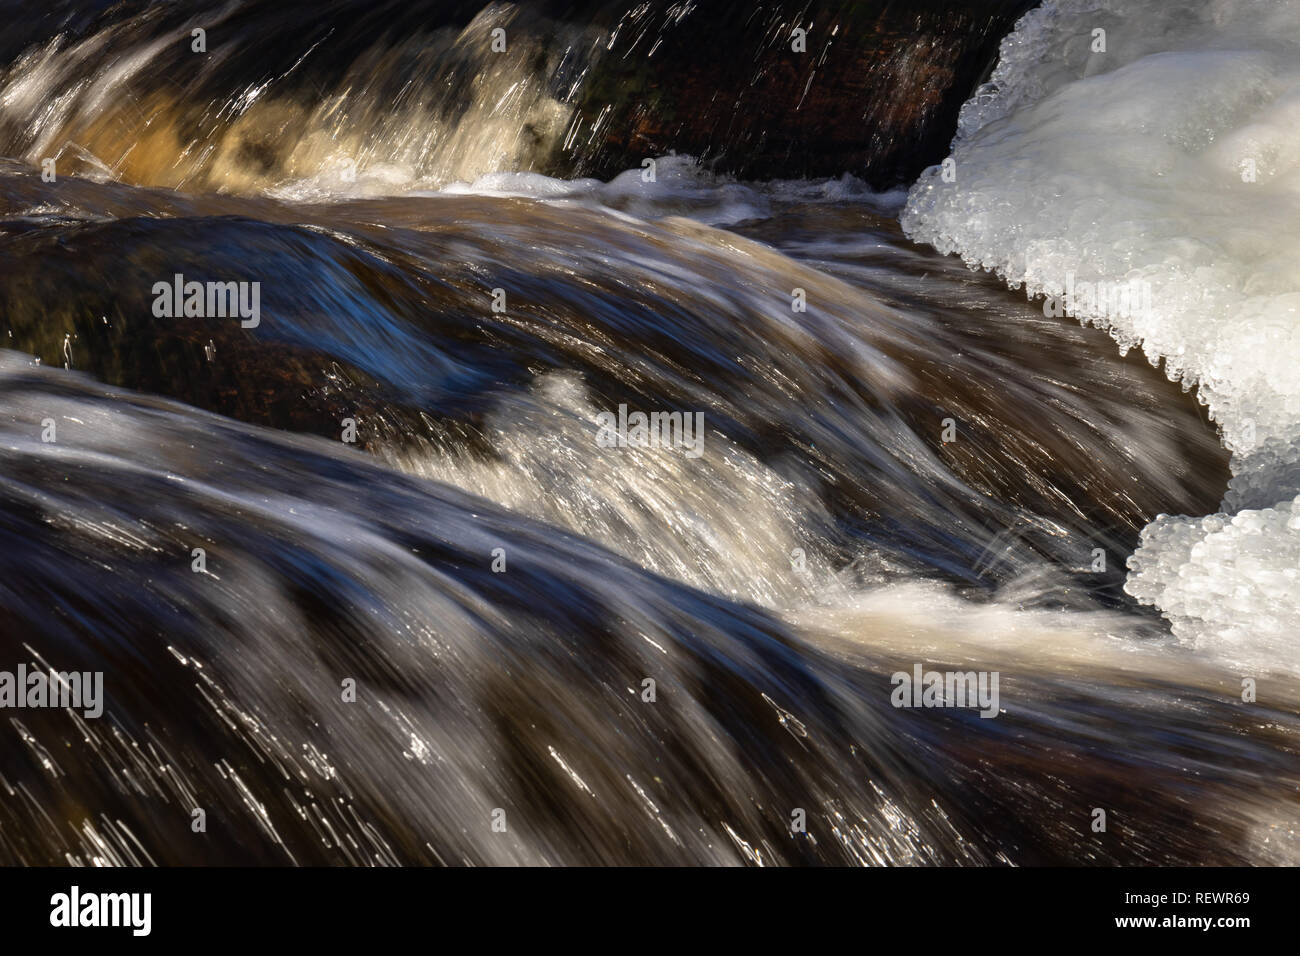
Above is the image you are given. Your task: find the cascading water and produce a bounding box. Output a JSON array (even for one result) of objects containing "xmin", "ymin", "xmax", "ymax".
[{"xmin": 0, "ymin": 0, "xmax": 1295, "ymax": 867}]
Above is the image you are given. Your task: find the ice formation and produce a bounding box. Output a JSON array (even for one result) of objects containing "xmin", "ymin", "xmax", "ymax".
[{"xmin": 902, "ymin": 0, "xmax": 1300, "ymax": 673}]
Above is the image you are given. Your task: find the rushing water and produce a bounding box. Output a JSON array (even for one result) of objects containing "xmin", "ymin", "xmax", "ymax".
[{"xmin": 0, "ymin": 0, "xmax": 1296, "ymax": 865}]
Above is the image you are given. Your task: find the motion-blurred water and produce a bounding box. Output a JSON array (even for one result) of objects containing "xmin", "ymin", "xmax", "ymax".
[{"xmin": 0, "ymin": 0, "xmax": 1295, "ymax": 865}]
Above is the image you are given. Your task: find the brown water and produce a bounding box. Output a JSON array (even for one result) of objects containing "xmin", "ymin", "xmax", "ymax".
[{"xmin": 0, "ymin": 0, "xmax": 1295, "ymax": 866}]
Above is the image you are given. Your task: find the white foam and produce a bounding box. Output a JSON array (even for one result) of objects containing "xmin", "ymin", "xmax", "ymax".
[
  {"xmin": 902, "ymin": 0, "xmax": 1300, "ymax": 674},
  {"xmin": 383, "ymin": 372, "xmax": 842, "ymax": 607},
  {"xmin": 290, "ymin": 152, "xmax": 904, "ymax": 230},
  {"xmin": 438, "ymin": 170, "xmax": 604, "ymax": 199},
  {"xmin": 763, "ymin": 173, "xmax": 909, "ymax": 213},
  {"xmin": 439, "ymin": 154, "xmax": 773, "ymax": 225}
]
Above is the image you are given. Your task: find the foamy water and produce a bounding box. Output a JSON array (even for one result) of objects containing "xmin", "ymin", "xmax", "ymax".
[{"xmin": 0, "ymin": 0, "xmax": 1295, "ymax": 866}]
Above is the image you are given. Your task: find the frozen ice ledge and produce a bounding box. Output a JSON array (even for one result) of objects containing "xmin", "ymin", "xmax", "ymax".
[{"xmin": 902, "ymin": 0, "xmax": 1300, "ymax": 674}]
